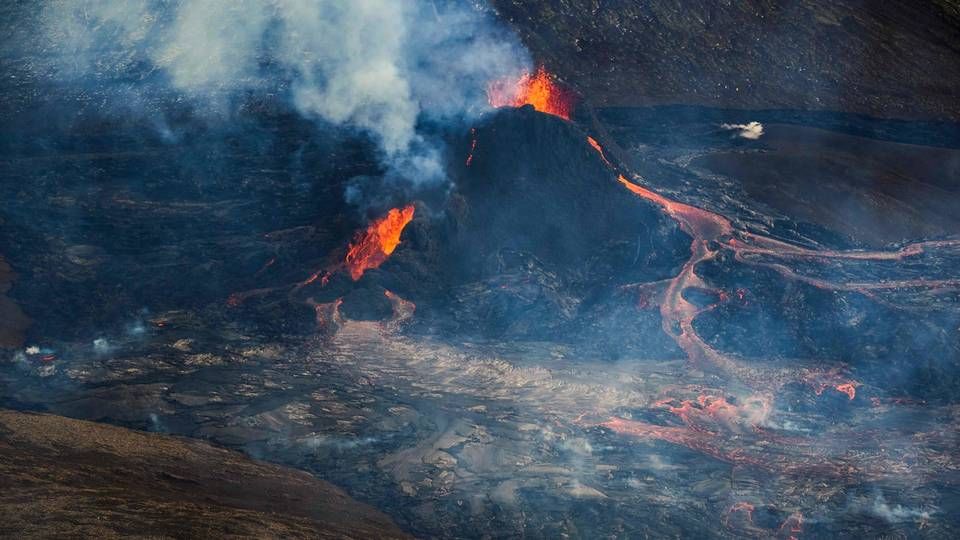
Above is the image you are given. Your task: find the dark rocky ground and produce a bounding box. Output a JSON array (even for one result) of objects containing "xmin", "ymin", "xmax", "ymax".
[
  {"xmin": 493, "ymin": 0, "xmax": 960, "ymax": 121},
  {"xmin": 2, "ymin": 104, "xmax": 959, "ymax": 537},
  {"xmin": 2, "ymin": 1, "xmax": 960, "ymax": 538}
]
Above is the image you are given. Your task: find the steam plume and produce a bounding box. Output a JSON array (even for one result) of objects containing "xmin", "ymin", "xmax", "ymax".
[
  {"xmin": 38, "ymin": 0, "xmax": 531, "ymax": 186},
  {"xmin": 720, "ymin": 121, "xmax": 765, "ymax": 139}
]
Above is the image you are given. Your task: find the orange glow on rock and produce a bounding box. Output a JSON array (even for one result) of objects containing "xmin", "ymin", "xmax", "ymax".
[
  {"xmin": 587, "ymin": 136, "xmax": 612, "ymax": 167},
  {"xmin": 587, "ymin": 136, "xmax": 603, "ymax": 154},
  {"xmin": 835, "ymin": 382, "xmax": 858, "ymax": 400},
  {"xmin": 465, "ymin": 128, "xmax": 478, "ymax": 167},
  {"xmin": 345, "ymin": 205, "xmax": 415, "ymax": 281},
  {"xmin": 487, "ymin": 65, "xmax": 573, "ymax": 120}
]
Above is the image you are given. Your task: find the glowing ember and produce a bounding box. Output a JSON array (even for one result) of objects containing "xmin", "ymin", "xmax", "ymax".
[
  {"xmin": 345, "ymin": 205, "xmax": 415, "ymax": 281},
  {"xmin": 487, "ymin": 65, "xmax": 573, "ymax": 120},
  {"xmin": 779, "ymin": 512, "xmax": 804, "ymax": 539},
  {"xmin": 835, "ymin": 382, "xmax": 858, "ymax": 400},
  {"xmin": 587, "ymin": 136, "xmax": 602, "ymax": 154},
  {"xmin": 299, "ymin": 269, "xmax": 331, "ymax": 289},
  {"xmin": 724, "ymin": 502, "xmax": 755, "ymax": 528},
  {"xmin": 465, "ymin": 128, "xmax": 478, "ymax": 166},
  {"xmin": 660, "ymin": 393, "xmax": 772, "ymax": 434}
]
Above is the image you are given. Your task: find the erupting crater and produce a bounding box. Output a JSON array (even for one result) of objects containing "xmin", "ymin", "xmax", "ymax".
[
  {"xmin": 345, "ymin": 205, "xmax": 416, "ymax": 281},
  {"xmin": 487, "ymin": 65, "xmax": 574, "ymax": 120}
]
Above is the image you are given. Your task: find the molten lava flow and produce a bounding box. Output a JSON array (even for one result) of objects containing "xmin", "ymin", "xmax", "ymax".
[
  {"xmin": 617, "ymin": 175, "xmax": 732, "ymax": 239},
  {"xmin": 597, "ymin": 139, "xmax": 960, "ymax": 533},
  {"xmin": 617, "ymin": 173, "xmax": 742, "ymax": 376},
  {"xmin": 345, "ymin": 205, "xmax": 415, "ymax": 281},
  {"xmin": 587, "ymin": 136, "xmax": 612, "ymax": 167},
  {"xmin": 227, "ymin": 204, "xmax": 415, "ymax": 308},
  {"xmin": 832, "ymin": 382, "xmax": 857, "ymax": 400},
  {"xmin": 778, "ymin": 513, "xmax": 804, "ymax": 540},
  {"xmin": 487, "ymin": 65, "xmax": 573, "ymax": 120},
  {"xmin": 660, "ymin": 393, "xmax": 772, "ymax": 434},
  {"xmin": 728, "ymin": 502, "xmax": 755, "ymax": 522}
]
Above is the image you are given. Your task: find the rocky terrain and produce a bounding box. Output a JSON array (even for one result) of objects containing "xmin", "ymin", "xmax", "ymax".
[
  {"xmin": 2, "ymin": 105, "xmax": 959, "ymax": 537},
  {"xmin": 493, "ymin": 0, "xmax": 960, "ymax": 121},
  {"xmin": 1, "ymin": 1, "xmax": 959, "ymax": 538},
  {"xmin": 0, "ymin": 256, "xmax": 30, "ymax": 348},
  {"xmin": 0, "ymin": 409, "xmax": 409, "ymax": 539}
]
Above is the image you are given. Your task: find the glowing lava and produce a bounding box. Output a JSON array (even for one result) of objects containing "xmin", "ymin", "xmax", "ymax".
[
  {"xmin": 487, "ymin": 65, "xmax": 573, "ymax": 120},
  {"xmin": 466, "ymin": 128, "xmax": 478, "ymax": 167},
  {"xmin": 658, "ymin": 393, "xmax": 773, "ymax": 434},
  {"xmin": 835, "ymin": 382, "xmax": 858, "ymax": 400},
  {"xmin": 587, "ymin": 136, "xmax": 612, "ymax": 167},
  {"xmin": 228, "ymin": 205, "xmax": 415, "ymax": 312},
  {"xmin": 345, "ymin": 205, "xmax": 415, "ymax": 281}
]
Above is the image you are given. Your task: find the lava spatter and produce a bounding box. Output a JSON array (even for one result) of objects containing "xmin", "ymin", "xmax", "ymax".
[
  {"xmin": 487, "ymin": 65, "xmax": 574, "ymax": 120},
  {"xmin": 465, "ymin": 128, "xmax": 478, "ymax": 167},
  {"xmin": 345, "ymin": 205, "xmax": 416, "ymax": 281},
  {"xmin": 230, "ymin": 205, "xmax": 415, "ymax": 312}
]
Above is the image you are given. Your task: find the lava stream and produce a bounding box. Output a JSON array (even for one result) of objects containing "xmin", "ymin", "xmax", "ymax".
[
  {"xmin": 617, "ymin": 174, "xmax": 738, "ymax": 374},
  {"xmin": 613, "ymin": 170, "xmax": 957, "ymax": 389}
]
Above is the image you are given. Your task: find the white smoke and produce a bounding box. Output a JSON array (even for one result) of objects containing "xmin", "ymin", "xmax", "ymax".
[
  {"xmin": 721, "ymin": 121, "xmax": 765, "ymax": 140},
  {"xmin": 867, "ymin": 494, "xmax": 934, "ymax": 524},
  {"xmin": 93, "ymin": 337, "xmax": 112, "ymax": 354},
  {"xmin": 38, "ymin": 0, "xmax": 531, "ymax": 185}
]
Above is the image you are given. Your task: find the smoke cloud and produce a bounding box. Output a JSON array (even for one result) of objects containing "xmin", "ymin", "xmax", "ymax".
[
  {"xmin": 38, "ymin": 0, "xmax": 531, "ymax": 186},
  {"xmin": 720, "ymin": 121, "xmax": 765, "ymax": 139}
]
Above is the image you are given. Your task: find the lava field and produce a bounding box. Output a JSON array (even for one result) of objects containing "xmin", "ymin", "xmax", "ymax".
[{"xmin": 2, "ymin": 1, "xmax": 959, "ymax": 538}]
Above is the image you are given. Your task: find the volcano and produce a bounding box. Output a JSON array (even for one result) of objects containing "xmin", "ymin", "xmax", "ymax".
[
  {"xmin": 4, "ymin": 99, "xmax": 959, "ymax": 536},
  {"xmin": 2, "ymin": 1, "xmax": 960, "ymax": 539}
]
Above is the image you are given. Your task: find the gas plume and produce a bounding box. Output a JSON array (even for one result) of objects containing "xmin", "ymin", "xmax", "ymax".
[{"xmin": 38, "ymin": 0, "xmax": 531, "ymax": 187}]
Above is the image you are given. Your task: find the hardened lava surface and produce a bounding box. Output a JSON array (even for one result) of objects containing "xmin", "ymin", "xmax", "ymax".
[{"xmin": 3, "ymin": 104, "xmax": 960, "ymax": 538}]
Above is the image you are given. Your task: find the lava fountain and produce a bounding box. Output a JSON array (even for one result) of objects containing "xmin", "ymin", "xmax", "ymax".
[
  {"xmin": 487, "ymin": 65, "xmax": 574, "ymax": 120},
  {"xmin": 345, "ymin": 205, "xmax": 416, "ymax": 281}
]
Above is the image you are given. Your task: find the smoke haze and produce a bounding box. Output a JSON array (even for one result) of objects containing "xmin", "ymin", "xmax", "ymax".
[{"xmin": 37, "ymin": 0, "xmax": 530, "ymax": 186}]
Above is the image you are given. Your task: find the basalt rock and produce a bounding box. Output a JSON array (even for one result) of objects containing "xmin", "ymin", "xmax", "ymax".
[{"xmin": 492, "ymin": 0, "xmax": 960, "ymax": 121}]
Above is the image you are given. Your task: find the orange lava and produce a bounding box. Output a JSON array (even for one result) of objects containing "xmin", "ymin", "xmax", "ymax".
[
  {"xmin": 725, "ymin": 502, "xmax": 755, "ymax": 526},
  {"xmin": 345, "ymin": 205, "xmax": 415, "ymax": 281},
  {"xmin": 779, "ymin": 512, "xmax": 804, "ymax": 540},
  {"xmin": 617, "ymin": 175, "xmax": 732, "ymax": 239},
  {"xmin": 662, "ymin": 394, "xmax": 772, "ymax": 434},
  {"xmin": 300, "ymin": 269, "xmax": 330, "ymax": 288},
  {"xmin": 466, "ymin": 128, "xmax": 478, "ymax": 166},
  {"xmin": 587, "ymin": 136, "xmax": 612, "ymax": 167},
  {"xmin": 487, "ymin": 65, "xmax": 573, "ymax": 120},
  {"xmin": 835, "ymin": 382, "xmax": 858, "ymax": 400}
]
